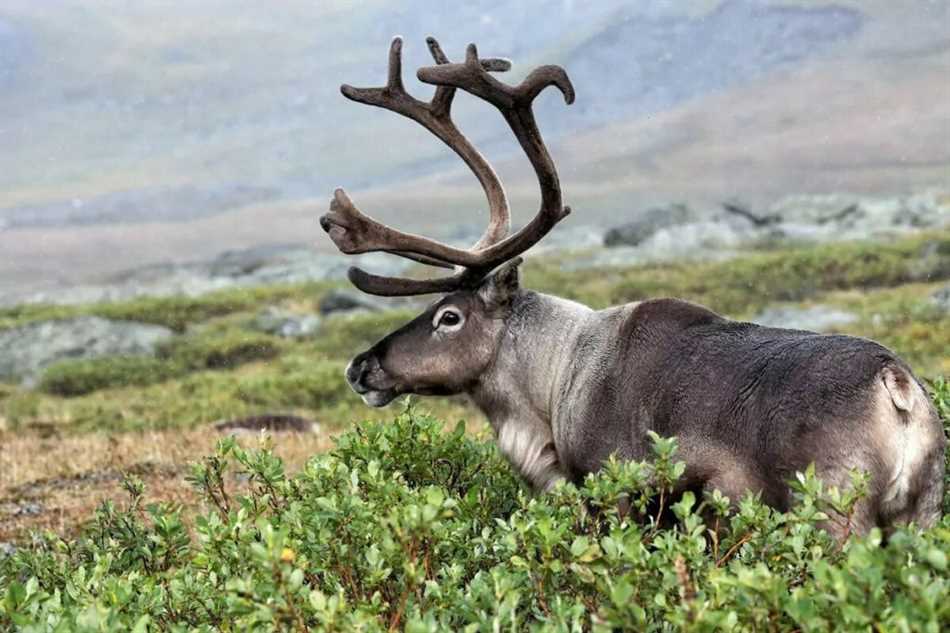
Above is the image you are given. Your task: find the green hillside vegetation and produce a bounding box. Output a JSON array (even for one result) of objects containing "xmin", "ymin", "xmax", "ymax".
[{"xmin": 2, "ymin": 231, "xmax": 949, "ymax": 436}]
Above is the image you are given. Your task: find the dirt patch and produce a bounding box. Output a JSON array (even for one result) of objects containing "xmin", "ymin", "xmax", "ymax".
[{"xmin": 214, "ymin": 413, "xmax": 316, "ymax": 434}]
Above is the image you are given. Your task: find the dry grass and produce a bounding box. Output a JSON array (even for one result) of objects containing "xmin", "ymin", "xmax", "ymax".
[
  {"xmin": 0, "ymin": 424, "xmax": 334, "ymax": 542},
  {"xmin": 0, "ymin": 410, "xmax": 490, "ymax": 543}
]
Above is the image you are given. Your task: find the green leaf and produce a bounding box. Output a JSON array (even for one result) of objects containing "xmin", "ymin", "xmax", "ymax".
[{"xmin": 926, "ymin": 547, "xmax": 947, "ymax": 571}]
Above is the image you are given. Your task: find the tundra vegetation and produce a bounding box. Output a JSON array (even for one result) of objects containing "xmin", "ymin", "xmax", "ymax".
[{"xmin": 1, "ymin": 231, "xmax": 949, "ymax": 630}]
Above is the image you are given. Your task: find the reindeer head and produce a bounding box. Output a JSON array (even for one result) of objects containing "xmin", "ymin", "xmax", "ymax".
[
  {"xmin": 344, "ymin": 260, "xmax": 522, "ymax": 406},
  {"xmin": 320, "ymin": 36, "xmax": 573, "ymax": 406}
]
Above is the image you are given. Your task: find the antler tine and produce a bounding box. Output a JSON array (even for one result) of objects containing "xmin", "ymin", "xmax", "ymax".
[
  {"xmin": 347, "ymin": 266, "xmax": 477, "ymax": 297},
  {"xmin": 426, "ymin": 36, "xmax": 455, "ymax": 118},
  {"xmin": 418, "ymin": 43, "xmax": 574, "ymax": 108}
]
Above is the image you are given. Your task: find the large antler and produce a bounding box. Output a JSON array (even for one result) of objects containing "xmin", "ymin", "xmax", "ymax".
[{"xmin": 320, "ymin": 36, "xmax": 574, "ymax": 296}]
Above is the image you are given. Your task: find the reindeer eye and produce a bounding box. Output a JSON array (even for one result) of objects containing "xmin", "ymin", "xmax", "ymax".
[
  {"xmin": 434, "ymin": 308, "xmax": 463, "ymax": 330},
  {"xmin": 439, "ymin": 311, "xmax": 461, "ymax": 327}
]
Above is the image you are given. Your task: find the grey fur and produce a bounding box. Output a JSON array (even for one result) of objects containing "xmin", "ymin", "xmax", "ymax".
[{"xmin": 346, "ymin": 263, "xmax": 946, "ymax": 534}]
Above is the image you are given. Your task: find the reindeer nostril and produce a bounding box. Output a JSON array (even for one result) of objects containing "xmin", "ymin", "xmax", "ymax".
[
  {"xmin": 345, "ymin": 358, "xmax": 363, "ymax": 386},
  {"xmin": 346, "ymin": 352, "xmax": 378, "ymax": 391}
]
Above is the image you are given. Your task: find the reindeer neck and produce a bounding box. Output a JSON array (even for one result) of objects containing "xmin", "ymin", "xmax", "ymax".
[{"xmin": 469, "ymin": 290, "xmax": 592, "ymax": 429}]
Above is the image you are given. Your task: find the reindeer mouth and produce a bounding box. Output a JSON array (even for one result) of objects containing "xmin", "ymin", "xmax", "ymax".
[
  {"xmin": 358, "ymin": 388, "xmax": 399, "ymax": 408},
  {"xmin": 346, "ymin": 355, "xmax": 400, "ymax": 407}
]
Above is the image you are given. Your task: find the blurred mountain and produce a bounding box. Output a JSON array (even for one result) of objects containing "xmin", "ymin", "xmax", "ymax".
[{"xmin": 0, "ymin": 0, "xmax": 947, "ymax": 291}]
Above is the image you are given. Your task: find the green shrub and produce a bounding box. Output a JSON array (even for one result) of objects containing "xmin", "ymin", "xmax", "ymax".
[
  {"xmin": 932, "ymin": 376, "xmax": 950, "ymax": 422},
  {"xmin": 159, "ymin": 330, "xmax": 283, "ymax": 371},
  {"xmin": 932, "ymin": 377, "xmax": 950, "ymax": 516},
  {"xmin": 236, "ymin": 360, "xmax": 350, "ymax": 409},
  {"xmin": 95, "ymin": 294, "xmax": 258, "ymax": 333},
  {"xmin": 2, "ymin": 403, "xmax": 948, "ymax": 631},
  {"xmin": 37, "ymin": 355, "xmax": 183, "ymax": 397},
  {"xmin": 33, "ymin": 330, "xmax": 285, "ymax": 398}
]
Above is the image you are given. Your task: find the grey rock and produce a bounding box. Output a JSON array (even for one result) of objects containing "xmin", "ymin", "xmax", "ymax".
[
  {"xmin": 14, "ymin": 501, "xmax": 43, "ymax": 517},
  {"xmin": 753, "ymin": 305, "xmax": 858, "ymax": 332},
  {"xmin": 766, "ymin": 190, "xmax": 950, "ymax": 242},
  {"xmin": 721, "ymin": 199, "xmax": 782, "ymax": 227},
  {"xmin": 250, "ymin": 307, "xmax": 321, "ymax": 338},
  {"xmin": 209, "ymin": 243, "xmax": 302, "ymax": 277},
  {"xmin": 566, "ymin": 218, "xmax": 757, "ymax": 271},
  {"xmin": 931, "ymin": 285, "xmax": 950, "ymax": 314},
  {"xmin": 575, "ymin": 189, "xmax": 950, "ymax": 269},
  {"xmin": 768, "ymin": 194, "xmax": 865, "ymax": 227},
  {"xmin": 0, "ymin": 317, "xmax": 174, "ymax": 384},
  {"xmin": 603, "ymin": 203, "xmax": 698, "ymax": 247},
  {"xmin": 437, "ymin": 221, "xmax": 607, "ymax": 256},
  {"xmin": 0, "ymin": 247, "xmax": 415, "ymax": 309},
  {"xmin": 0, "ymin": 542, "xmax": 14, "ymax": 558},
  {"xmin": 533, "ymin": 224, "xmax": 607, "ymax": 253},
  {"xmin": 318, "ymin": 289, "xmax": 384, "ymax": 315},
  {"xmin": 2, "ymin": 189, "xmax": 946, "ymax": 310}
]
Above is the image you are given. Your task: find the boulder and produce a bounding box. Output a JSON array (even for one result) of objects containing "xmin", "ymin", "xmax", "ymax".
[
  {"xmin": 0, "ymin": 317, "xmax": 174, "ymax": 384},
  {"xmin": 249, "ymin": 307, "xmax": 321, "ymax": 338},
  {"xmin": 931, "ymin": 285, "xmax": 950, "ymax": 314},
  {"xmin": 603, "ymin": 203, "xmax": 698, "ymax": 247},
  {"xmin": 318, "ymin": 289, "xmax": 384, "ymax": 315},
  {"xmin": 208, "ymin": 243, "xmax": 301, "ymax": 278},
  {"xmin": 534, "ymin": 224, "xmax": 607, "ymax": 253},
  {"xmin": 765, "ymin": 190, "xmax": 950, "ymax": 242},
  {"xmin": 753, "ymin": 305, "xmax": 858, "ymax": 332},
  {"xmin": 566, "ymin": 218, "xmax": 757, "ymax": 271}
]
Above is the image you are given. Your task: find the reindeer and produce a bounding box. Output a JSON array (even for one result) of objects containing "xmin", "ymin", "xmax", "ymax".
[{"xmin": 319, "ymin": 37, "xmax": 945, "ymax": 536}]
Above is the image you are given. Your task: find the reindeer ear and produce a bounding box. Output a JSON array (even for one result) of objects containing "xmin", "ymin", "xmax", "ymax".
[{"xmin": 478, "ymin": 258, "xmax": 522, "ymax": 308}]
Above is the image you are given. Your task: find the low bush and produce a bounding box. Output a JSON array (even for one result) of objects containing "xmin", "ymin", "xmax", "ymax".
[
  {"xmin": 35, "ymin": 331, "xmax": 285, "ymax": 397},
  {"xmin": 159, "ymin": 330, "xmax": 283, "ymax": 371},
  {"xmin": 94, "ymin": 293, "xmax": 264, "ymax": 333},
  {"xmin": 933, "ymin": 377, "xmax": 950, "ymax": 516},
  {"xmin": 3, "ymin": 357, "xmax": 369, "ymax": 433},
  {"xmin": 236, "ymin": 360, "xmax": 350, "ymax": 410},
  {"xmin": 37, "ymin": 356, "xmax": 182, "ymax": 397},
  {"xmin": 2, "ymin": 401, "xmax": 948, "ymax": 631}
]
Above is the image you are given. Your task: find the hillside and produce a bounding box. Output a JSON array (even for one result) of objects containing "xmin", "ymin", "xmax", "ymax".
[{"xmin": 0, "ymin": 0, "xmax": 948, "ymax": 291}]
